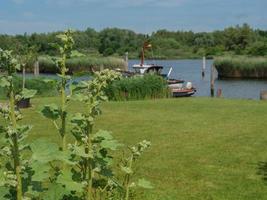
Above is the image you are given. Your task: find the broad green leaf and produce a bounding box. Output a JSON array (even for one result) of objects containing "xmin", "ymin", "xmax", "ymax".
[
  {"xmin": 21, "ymin": 88, "xmax": 37, "ymax": 99},
  {"xmin": 43, "ymin": 79, "xmax": 56, "ymax": 84},
  {"xmin": 100, "ymin": 139, "xmax": 121, "ymax": 151},
  {"xmin": 0, "ymin": 77, "xmax": 10, "ymax": 88},
  {"xmin": 71, "ymin": 145, "xmax": 93, "ymax": 158},
  {"xmin": 31, "ymin": 162, "xmax": 51, "ymax": 182},
  {"xmin": 137, "ymin": 178, "xmax": 153, "ymax": 189},
  {"xmin": 71, "ymin": 113, "xmax": 86, "ymax": 125},
  {"xmin": 42, "ymin": 183, "xmax": 67, "ymax": 200},
  {"xmin": 94, "ymin": 130, "xmax": 122, "ymax": 150},
  {"xmin": 120, "ymin": 166, "xmax": 133, "ymax": 174},
  {"xmin": 0, "ymin": 169, "xmax": 5, "ymax": 186},
  {"xmin": 70, "ymin": 50, "xmax": 85, "ymax": 58},
  {"xmin": 41, "ymin": 104, "xmax": 60, "ymax": 120},
  {"xmin": 57, "ymin": 74, "xmax": 71, "ymax": 80},
  {"xmin": 94, "ymin": 130, "xmax": 113, "ymax": 140},
  {"xmin": 31, "ymin": 139, "xmax": 61, "ymax": 163},
  {"xmin": 0, "ymin": 186, "xmax": 8, "ymax": 200},
  {"xmin": 72, "ymin": 93, "xmax": 88, "ymax": 102},
  {"xmin": 57, "ymin": 169, "xmax": 84, "ymax": 193},
  {"xmin": 31, "ymin": 139, "xmax": 74, "ymax": 165}
]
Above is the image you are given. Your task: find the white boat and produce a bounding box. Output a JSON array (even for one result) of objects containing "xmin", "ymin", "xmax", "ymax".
[{"xmin": 131, "ymin": 41, "xmax": 197, "ymax": 97}]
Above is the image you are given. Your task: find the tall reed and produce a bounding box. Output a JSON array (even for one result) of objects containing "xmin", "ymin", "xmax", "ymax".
[
  {"xmin": 214, "ymin": 56, "xmax": 267, "ymax": 78},
  {"xmin": 38, "ymin": 55, "xmax": 127, "ymax": 73},
  {"xmin": 106, "ymin": 74, "xmax": 170, "ymax": 101}
]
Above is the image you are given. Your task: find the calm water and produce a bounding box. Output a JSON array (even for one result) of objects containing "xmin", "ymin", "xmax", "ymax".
[{"xmin": 128, "ymin": 59, "xmax": 267, "ymax": 100}]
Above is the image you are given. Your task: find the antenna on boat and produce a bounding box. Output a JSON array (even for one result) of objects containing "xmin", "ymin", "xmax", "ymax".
[{"xmin": 167, "ymin": 67, "xmax": 173, "ymax": 78}]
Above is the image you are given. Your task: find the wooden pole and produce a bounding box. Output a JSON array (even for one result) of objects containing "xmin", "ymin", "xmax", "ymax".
[
  {"xmin": 202, "ymin": 56, "xmax": 206, "ymax": 78},
  {"xmin": 34, "ymin": 61, "xmax": 39, "ymax": 77},
  {"xmin": 22, "ymin": 66, "xmax": 26, "ymax": 89},
  {"xmin": 216, "ymin": 88, "xmax": 222, "ymax": 98},
  {"xmin": 210, "ymin": 64, "xmax": 215, "ymax": 97},
  {"xmin": 125, "ymin": 52, "xmax": 129, "ymax": 71}
]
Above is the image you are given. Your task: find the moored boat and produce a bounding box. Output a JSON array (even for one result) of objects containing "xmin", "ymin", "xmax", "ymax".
[
  {"xmin": 170, "ymin": 82, "xmax": 196, "ymax": 97},
  {"xmin": 121, "ymin": 41, "xmax": 197, "ymax": 97}
]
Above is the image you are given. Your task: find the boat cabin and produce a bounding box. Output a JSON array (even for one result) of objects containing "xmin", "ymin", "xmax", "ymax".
[{"xmin": 132, "ymin": 64, "xmax": 163, "ymax": 75}]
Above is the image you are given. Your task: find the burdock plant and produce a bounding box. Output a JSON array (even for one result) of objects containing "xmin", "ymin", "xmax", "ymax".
[
  {"xmin": 0, "ymin": 49, "xmax": 35, "ymax": 200},
  {"xmin": 41, "ymin": 29, "xmax": 74, "ymax": 152}
]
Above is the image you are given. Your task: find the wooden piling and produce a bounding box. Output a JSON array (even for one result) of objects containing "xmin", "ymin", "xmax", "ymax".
[
  {"xmin": 260, "ymin": 91, "xmax": 267, "ymax": 100},
  {"xmin": 216, "ymin": 88, "xmax": 222, "ymax": 98},
  {"xmin": 210, "ymin": 64, "xmax": 215, "ymax": 97},
  {"xmin": 125, "ymin": 52, "xmax": 129, "ymax": 71},
  {"xmin": 202, "ymin": 56, "xmax": 206, "ymax": 78},
  {"xmin": 34, "ymin": 61, "xmax": 39, "ymax": 76}
]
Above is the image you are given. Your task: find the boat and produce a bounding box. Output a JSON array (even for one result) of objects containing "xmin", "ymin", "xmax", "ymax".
[
  {"xmin": 170, "ymin": 82, "xmax": 197, "ymax": 97},
  {"xmin": 124, "ymin": 41, "xmax": 197, "ymax": 97}
]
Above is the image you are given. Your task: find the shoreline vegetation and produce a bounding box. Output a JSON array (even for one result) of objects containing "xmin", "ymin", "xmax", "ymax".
[{"xmin": 214, "ymin": 56, "xmax": 267, "ymax": 79}]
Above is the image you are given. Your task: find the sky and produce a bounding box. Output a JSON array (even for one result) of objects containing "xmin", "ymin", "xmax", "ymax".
[{"xmin": 0, "ymin": 0, "xmax": 266, "ymax": 34}]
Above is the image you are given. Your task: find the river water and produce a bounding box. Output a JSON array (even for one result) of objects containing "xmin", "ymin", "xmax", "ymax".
[{"xmin": 128, "ymin": 59, "xmax": 267, "ymax": 100}]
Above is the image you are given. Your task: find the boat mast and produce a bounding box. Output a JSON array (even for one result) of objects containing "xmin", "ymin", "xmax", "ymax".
[{"xmin": 141, "ymin": 47, "xmax": 145, "ymax": 66}]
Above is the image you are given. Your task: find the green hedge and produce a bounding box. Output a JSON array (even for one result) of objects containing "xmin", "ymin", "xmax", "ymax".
[
  {"xmin": 38, "ymin": 56, "xmax": 127, "ymax": 73},
  {"xmin": 106, "ymin": 75, "xmax": 170, "ymax": 101}
]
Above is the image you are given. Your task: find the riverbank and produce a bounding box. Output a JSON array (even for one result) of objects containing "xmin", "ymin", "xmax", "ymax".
[
  {"xmin": 1, "ymin": 97, "xmax": 267, "ymax": 199},
  {"xmin": 214, "ymin": 56, "xmax": 267, "ymax": 79}
]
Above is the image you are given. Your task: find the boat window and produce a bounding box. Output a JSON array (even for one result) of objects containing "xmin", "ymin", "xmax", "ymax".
[{"xmin": 134, "ymin": 68, "xmax": 141, "ymax": 73}]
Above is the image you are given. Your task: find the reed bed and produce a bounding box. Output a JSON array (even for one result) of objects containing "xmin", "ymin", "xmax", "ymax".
[
  {"xmin": 38, "ymin": 56, "xmax": 127, "ymax": 73},
  {"xmin": 106, "ymin": 74, "xmax": 170, "ymax": 101},
  {"xmin": 214, "ymin": 56, "xmax": 267, "ymax": 78}
]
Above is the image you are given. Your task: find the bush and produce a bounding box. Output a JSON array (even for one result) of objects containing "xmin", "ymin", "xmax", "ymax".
[{"xmin": 106, "ymin": 74, "xmax": 169, "ymax": 101}]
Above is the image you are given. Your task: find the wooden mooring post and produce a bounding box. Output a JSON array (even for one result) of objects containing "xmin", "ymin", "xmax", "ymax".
[
  {"xmin": 260, "ymin": 90, "xmax": 267, "ymax": 100},
  {"xmin": 34, "ymin": 61, "xmax": 39, "ymax": 76},
  {"xmin": 202, "ymin": 56, "xmax": 206, "ymax": 79},
  {"xmin": 216, "ymin": 88, "xmax": 222, "ymax": 98},
  {"xmin": 210, "ymin": 64, "xmax": 215, "ymax": 97},
  {"xmin": 125, "ymin": 52, "xmax": 129, "ymax": 71}
]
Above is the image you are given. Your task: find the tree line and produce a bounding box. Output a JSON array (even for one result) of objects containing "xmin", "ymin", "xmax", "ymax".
[{"xmin": 0, "ymin": 23, "xmax": 266, "ymax": 59}]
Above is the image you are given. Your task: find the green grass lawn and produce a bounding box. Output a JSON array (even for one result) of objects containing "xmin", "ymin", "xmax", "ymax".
[{"xmin": 3, "ymin": 97, "xmax": 267, "ymax": 199}]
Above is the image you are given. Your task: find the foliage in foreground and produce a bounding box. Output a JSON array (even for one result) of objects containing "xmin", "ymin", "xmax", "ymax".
[
  {"xmin": 0, "ymin": 31, "xmax": 152, "ymax": 200},
  {"xmin": 106, "ymin": 75, "xmax": 170, "ymax": 101}
]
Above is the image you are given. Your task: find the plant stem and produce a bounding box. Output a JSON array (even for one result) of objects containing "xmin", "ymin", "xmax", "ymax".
[
  {"xmin": 60, "ymin": 55, "xmax": 67, "ymax": 152},
  {"xmin": 22, "ymin": 66, "xmax": 25, "ymax": 90},
  {"xmin": 125, "ymin": 156, "xmax": 133, "ymax": 200},
  {"xmin": 86, "ymin": 122, "xmax": 93, "ymax": 200},
  {"xmin": 10, "ymin": 82, "xmax": 23, "ymax": 200}
]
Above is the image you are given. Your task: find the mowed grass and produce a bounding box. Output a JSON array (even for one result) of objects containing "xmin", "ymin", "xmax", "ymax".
[{"xmin": 3, "ymin": 97, "xmax": 267, "ymax": 199}]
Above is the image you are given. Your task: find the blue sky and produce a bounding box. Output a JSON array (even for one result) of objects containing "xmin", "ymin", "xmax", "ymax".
[{"xmin": 0, "ymin": 0, "xmax": 266, "ymax": 34}]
